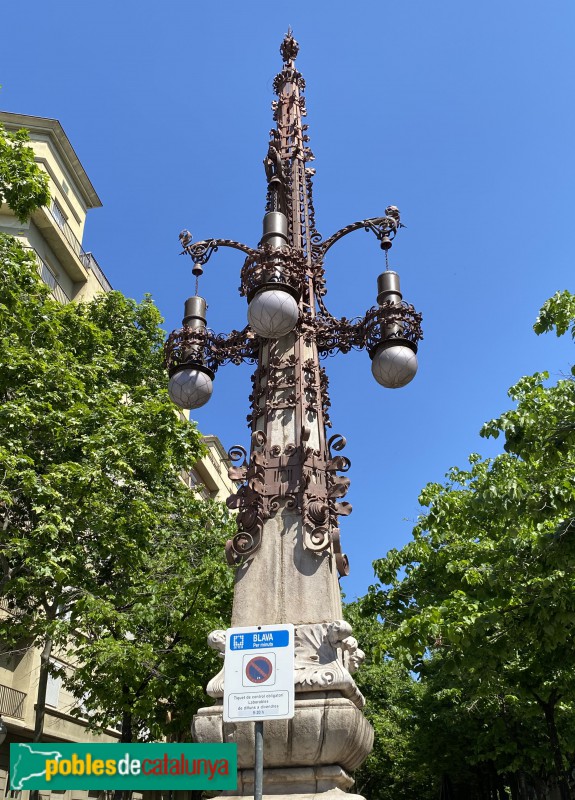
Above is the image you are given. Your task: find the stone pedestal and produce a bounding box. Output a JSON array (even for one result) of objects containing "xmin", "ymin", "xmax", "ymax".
[
  {"xmin": 220, "ymin": 768, "xmax": 365, "ymax": 800},
  {"xmin": 193, "ymin": 622, "xmax": 373, "ymax": 799},
  {"xmin": 194, "ymin": 695, "xmax": 372, "ymax": 799},
  {"xmin": 194, "ymin": 694, "xmax": 373, "ymax": 773}
]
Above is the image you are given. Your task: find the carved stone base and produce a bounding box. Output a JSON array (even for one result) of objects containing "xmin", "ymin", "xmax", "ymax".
[
  {"xmin": 196, "ymin": 621, "xmax": 373, "ymax": 799},
  {"xmin": 193, "ymin": 692, "xmax": 373, "ymax": 773},
  {"xmin": 207, "ymin": 620, "xmax": 366, "ymax": 709},
  {"xmin": 216, "ymin": 764, "xmax": 366, "ymax": 799}
]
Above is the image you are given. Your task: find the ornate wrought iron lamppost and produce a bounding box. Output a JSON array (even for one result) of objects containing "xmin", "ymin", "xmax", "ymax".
[{"xmin": 165, "ymin": 30, "xmax": 423, "ymax": 800}]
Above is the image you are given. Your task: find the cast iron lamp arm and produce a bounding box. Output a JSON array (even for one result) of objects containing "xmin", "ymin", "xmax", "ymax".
[
  {"xmin": 179, "ymin": 230, "xmax": 259, "ymax": 270},
  {"xmin": 309, "ymin": 206, "xmax": 403, "ymax": 323},
  {"xmin": 312, "ymin": 206, "xmax": 403, "ymax": 262}
]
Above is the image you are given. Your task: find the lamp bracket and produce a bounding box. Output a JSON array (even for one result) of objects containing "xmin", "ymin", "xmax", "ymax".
[
  {"xmin": 179, "ymin": 232, "xmax": 258, "ymax": 267},
  {"xmin": 312, "ymin": 207, "xmax": 404, "ymax": 261}
]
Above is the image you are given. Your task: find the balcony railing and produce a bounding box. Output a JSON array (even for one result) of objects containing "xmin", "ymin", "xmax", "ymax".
[
  {"xmin": 81, "ymin": 252, "xmax": 113, "ymax": 293},
  {"xmin": 0, "ymin": 683, "xmax": 26, "ymax": 719},
  {"xmin": 50, "ymin": 200, "xmax": 86, "ymax": 262},
  {"xmin": 49, "ymin": 201, "xmax": 112, "ymax": 293},
  {"xmin": 26, "ymin": 248, "xmax": 71, "ymax": 303},
  {"xmin": 0, "ymin": 597, "xmax": 27, "ymax": 617}
]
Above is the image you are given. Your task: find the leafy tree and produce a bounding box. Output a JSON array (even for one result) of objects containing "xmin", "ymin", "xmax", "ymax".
[
  {"xmin": 0, "ymin": 122, "xmax": 50, "ymax": 221},
  {"xmin": 535, "ymin": 290, "xmax": 575, "ymax": 343},
  {"xmin": 344, "ymin": 601, "xmax": 434, "ymax": 800},
  {"xmin": 360, "ymin": 292, "xmax": 575, "ymax": 799},
  {"xmin": 0, "ymin": 236, "xmax": 234, "ymax": 744},
  {"xmin": 67, "ymin": 500, "xmax": 233, "ymax": 743}
]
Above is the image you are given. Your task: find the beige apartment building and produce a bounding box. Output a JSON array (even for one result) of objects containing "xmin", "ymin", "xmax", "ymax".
[
  {"xmin": 0, "ymin": 111, "xmax": 112, "ymax": 302},
  {"xmin": 0, "ymin": 112, "xmax": 236, "ymax": 799}
]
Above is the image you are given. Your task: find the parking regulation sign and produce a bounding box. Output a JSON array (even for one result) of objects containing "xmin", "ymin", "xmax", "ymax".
[{"xmin": 223, "ymin": 624, "xmax": 295, "ymax": 722}]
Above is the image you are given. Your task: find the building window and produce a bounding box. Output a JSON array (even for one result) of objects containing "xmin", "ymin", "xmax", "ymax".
[
  {"xmin": 45, "ymin": 671, "xmax": 62, "ymax": 709},
  {"xmin": 51, "ymin": 199, "xmax": 67, "ymax": 229}
]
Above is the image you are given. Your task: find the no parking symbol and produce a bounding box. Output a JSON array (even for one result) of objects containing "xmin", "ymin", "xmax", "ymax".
[{"xmin": 244, "ymin": 655, "xmax": 274, "ymax": 685}]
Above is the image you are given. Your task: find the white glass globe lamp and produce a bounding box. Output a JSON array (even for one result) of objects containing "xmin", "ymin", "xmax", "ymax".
[
  {"xmin": 168, "ymin": 366, "xmax": 213, "ymax": 410},
  {"xmin": 371, "ymin": 342, "xmax": 418, "ymax": 389},
  {"xmin": 247, "ymin": 288, "xmax": 299, "ymax": 339}
]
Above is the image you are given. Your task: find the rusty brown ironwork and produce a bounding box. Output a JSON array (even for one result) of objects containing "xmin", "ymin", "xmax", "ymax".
[
  {"xmin": 239, "ymin": 244, "xmax": 307, "ymax": 303},
  {"xmin": 164, "ymin": 30, "xmax": 424, "ymax": 579},
  {"xmin": 164, "ymin": 326, "xmax": 259, "ymax": 375},
  {"xmin": 179, "ymin": 233, "xmax": 258, "ymax": 266}
]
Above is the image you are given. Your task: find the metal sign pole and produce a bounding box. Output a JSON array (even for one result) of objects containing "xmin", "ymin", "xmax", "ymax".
[
  {"xmin": 254, "ymin": 720, "xmax": 264, "ymax": 800},
  {"xmin": 222, "ymin": 624, "xmax": 293, "ymax": 799}
]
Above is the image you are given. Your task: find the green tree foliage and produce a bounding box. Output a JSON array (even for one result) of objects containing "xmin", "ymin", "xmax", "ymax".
[
  {"xmin": 358, "ymin": 291, "xmax": 575, "ymax": 799},
  {"xmin": 344, "ymin": 602, "xmax": 433, "ymax": 800},
  {"xmin": 66, "ymin": 501, "xmax": 233, "ymax": 742},
  {"xmin": 0, "ymin": 123, "xmax": 50, "ymax": 222},
  {"xmin": 0, "ymin": 235, "xmax": 234, "ymax": 739},
  {"xmin": 534, "ymin": 290, "xmax": 575, "ymax": 344}
]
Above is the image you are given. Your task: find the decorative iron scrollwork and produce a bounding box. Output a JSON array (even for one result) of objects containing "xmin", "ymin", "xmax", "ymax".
[
  {"xmin": 164, "ymin": 326, "xmax": 259, "ymax": 376},
  {"xmin": 240, "ymin": 244, "xmax": 307, "ymax": 303},
  {"xmin": 225, "ymin": 529, "xmax": 262, "ymax": 565},
  {"xmin": 168, "ymin": 31, "xmax": 425, "ymax": 588},
  {"xmin": 331, "ymin": 530, "xmax": 350, "ymax": 578},
  {"xmin": 179, "ymin": 233, "xmax": 258, "ymax": 266},
  {"xmin": 301, "ymin": 303, "xmax": 423, "ymax": 361},
  {"xmin": 313, "ymin": 207, "xmax": 404, "ymax": 262},
  {"xmin": 362, "ymin": 301, "xmax": 423, "ymax": 357},
  {"xmin": 279, "ymin": 28, "xmax": 299, "ymax": 63},
  {"xmin": 304, "ymin": 525, "xmax": 330, "ymax": 552}
]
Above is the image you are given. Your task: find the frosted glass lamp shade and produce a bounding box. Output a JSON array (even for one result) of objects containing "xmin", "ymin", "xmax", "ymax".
[
  {"xmin": 371, "ymin": 343, "xmax": 418, "ymax": 389},
  {"xmin": 247, "ymin": 288, "xmax": 299, "ymax": 338},
  {"xmin": 168, "ymin": 368, "xmax": 213, "ymax": 409}
]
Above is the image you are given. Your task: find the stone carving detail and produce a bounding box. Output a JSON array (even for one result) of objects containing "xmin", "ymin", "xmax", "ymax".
[
  {"xmin": 207, "ymin": 629, "xmax": 226, "ymax": 654},
  {"xmin": 294, "ymin": 621, "xmax": 365, "ymax": 709},
  {"xmin": 204, "ymin": 621, "xmax": 366, "ymax": 708},
  {"xmin": 206, "ymin": 629, "xmax": 226, "ymax": 698}
]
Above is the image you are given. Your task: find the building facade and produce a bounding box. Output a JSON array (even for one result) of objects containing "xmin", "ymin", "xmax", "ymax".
[
  {"xmin": 0, "ymin": 111, "xmax": 112, "ymax": 302},
  {"xmin": 185, "ymin": 434, "xmax": 238, "ymax": 502}
]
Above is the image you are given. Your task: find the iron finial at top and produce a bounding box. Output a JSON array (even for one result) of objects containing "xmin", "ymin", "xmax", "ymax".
[{"xmin": 280, "ymin": 28, "xmax": 299, "ymax": 63}]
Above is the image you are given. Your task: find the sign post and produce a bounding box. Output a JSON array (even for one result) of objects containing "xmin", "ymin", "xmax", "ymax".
[
  {"xmin": 224, "ymin": 624, "xmax": 295, "ymax": 800},
  {"xmin": 254, "ymin": 720, "xmax": 263, "ymax": 800}
]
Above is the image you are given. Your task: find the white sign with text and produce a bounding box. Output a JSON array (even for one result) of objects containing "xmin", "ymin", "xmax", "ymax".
[{"xmin": 223, "ymin": 623, "xmax": 295, "ymax": 722}]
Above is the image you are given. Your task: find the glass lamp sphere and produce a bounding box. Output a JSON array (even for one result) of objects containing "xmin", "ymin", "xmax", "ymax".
[
  {"xmin": 247, "ymin": 288, "xmax": 299, "ymax": 339},
  {"xmin": 371, "ymin": 343, "xmax": 418, "ymax": 389},
  {"xmin": 168, "ymin": 368, "xmax": 213, "ymax": 410}
]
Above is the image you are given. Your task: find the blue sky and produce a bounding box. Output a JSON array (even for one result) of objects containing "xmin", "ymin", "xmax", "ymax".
[{"xmin": 2, "ymin": 1, "xmax": 574, "ymax": 600}]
